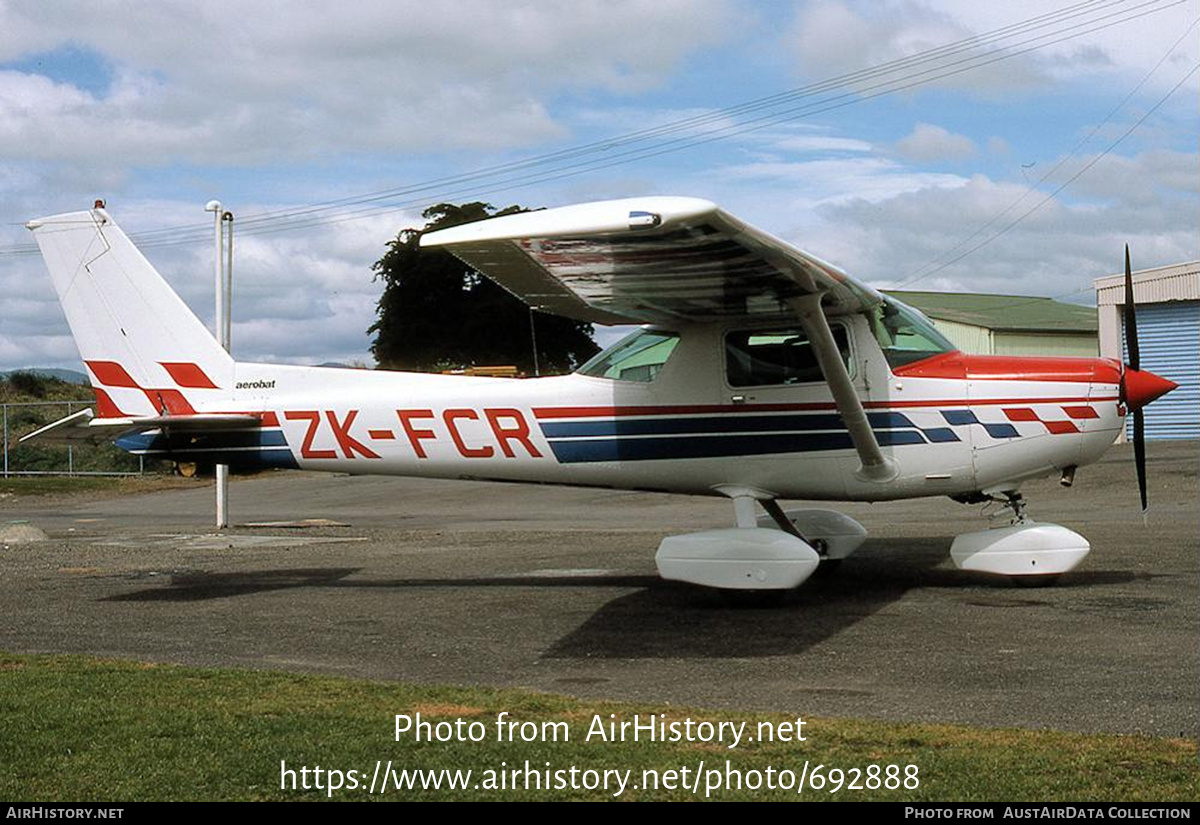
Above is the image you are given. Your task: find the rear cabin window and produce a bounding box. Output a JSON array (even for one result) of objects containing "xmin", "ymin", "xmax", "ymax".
[
  {"xmin": 577, "ymin": 329, "xmax": 681, "ymax": 382},
  {"xmin": 725, "ymin": 326, "xmax": 851, "ymax": 387}
]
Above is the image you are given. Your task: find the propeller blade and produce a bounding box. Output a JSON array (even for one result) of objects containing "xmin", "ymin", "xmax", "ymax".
[
  {"xmin": 1123, "ymin": 245, "xmax": 1154, "ymax": 517},
  {"xmin": 1133, "ymin": 408, "xmax": 1147, "ymax": 514},
  {"xmin": 1123, "ymin": 244, "xmax": 1140, "ymax": 371}
]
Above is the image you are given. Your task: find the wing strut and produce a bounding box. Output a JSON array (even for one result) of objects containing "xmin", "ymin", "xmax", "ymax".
[{"xmin": 788, "ymin": 294, "xmax": 897, "ymax": 483}]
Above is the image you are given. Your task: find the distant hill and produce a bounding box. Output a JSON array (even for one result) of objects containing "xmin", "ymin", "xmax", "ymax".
[{"xmin": 0, "ymin": 368, "xmax": 88, "ymax": 385}]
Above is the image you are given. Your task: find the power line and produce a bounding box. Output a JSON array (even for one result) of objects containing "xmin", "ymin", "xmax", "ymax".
[
  {"xmin": 104, "ymin": 0, "xmax": 1140, "ymax": 243},
  {"xmin": 210, "ymin": 0, "xmax": 1188, "ymax": 238},
  {"xmin": 895, "ymin": 15, "xmax": 1200, "ymax": 289},
  {"xmin": 189, "ymin": 0, "xmax": 1187, "ymax": 246},
  {"xmin": 0, "ymin": 0, "xmax": 1189, "ymax": 257},
  {"xmin": 217, "ymin": 0, "xmax": 1137, "ymax": 231},
  {"xmin": 893, "ymin": 58, "xmax": 1199, "ymax": 291}
]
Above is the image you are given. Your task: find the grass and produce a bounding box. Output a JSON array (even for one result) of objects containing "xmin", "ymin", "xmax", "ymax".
[{"xmin": 0, "ymin": 652, "xmax": 1195, "ymax": 802}]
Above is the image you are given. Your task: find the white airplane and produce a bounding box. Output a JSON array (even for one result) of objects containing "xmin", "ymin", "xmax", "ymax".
[{"xmin": 22, "ymin": 198, "xmax": 1176, "ymax": 599}]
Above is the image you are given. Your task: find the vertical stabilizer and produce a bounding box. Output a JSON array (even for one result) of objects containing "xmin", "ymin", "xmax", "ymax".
[{"xmin": 27, "ymin": 208, "xmax": 233, "ymax": 418}]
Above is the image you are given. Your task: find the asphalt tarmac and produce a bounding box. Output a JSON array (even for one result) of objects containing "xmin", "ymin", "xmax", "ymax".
[{"xmin": 2, "ymin": 441, "xmax": 1196, "ymax": 737}]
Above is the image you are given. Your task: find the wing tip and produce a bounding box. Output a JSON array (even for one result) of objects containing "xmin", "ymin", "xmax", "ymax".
[{"xmin": 421, "ymin": 196, "xmax": 717, "ymax": 248}]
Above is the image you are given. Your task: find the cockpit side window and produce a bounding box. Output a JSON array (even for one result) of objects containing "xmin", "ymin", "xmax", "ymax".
[
  {"xmin": 725, "ymin": 326, "xmax": 851, "ymax": 387},
  {"xmin": 577, "ymin": 329, "xmax": 681, "ymax": 382}
]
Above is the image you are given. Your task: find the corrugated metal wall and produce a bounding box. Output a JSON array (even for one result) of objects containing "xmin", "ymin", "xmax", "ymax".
[
  {"xmin": 928, "ymin": 319, "xmax": 993, "ymax": 354},
  {"xmin": 995, "ymin": 332, "xmax": 1097, "ymax": 357},
  {"xmin": 1097, "ymin": 263, "xmax": 1200, "ymax": 307},
  {"xmin": 925, "ymin": 321, "xmax": 1098, "ymax": 356},
  {"xmin": 1123, "ymin": 301, "xmax": 1199, "ymax": 440}
]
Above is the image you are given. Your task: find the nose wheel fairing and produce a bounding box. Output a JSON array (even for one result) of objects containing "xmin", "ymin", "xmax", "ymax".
[{"xmin": 949, "ymin": 522, "xmax": 1090, "ymax": 578}]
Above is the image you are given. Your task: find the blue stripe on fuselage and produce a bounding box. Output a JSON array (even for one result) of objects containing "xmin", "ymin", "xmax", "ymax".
[
  {"xmin": 539, "ymin": 411, "xmax": 915, "ymax": 439},
  {"xmin": 114, "ymin": 428, "xmax": 299, "ymax": 470},
  {"xmin": 544, "ymin": 429, "xmax": 928, "ymax": 463},
  {"xmin": 536, "ymin": 410, "xmax": 953, "ymax": 463}
]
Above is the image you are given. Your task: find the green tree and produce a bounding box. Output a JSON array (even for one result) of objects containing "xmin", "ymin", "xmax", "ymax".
[{"xmin": 369, "ymin": 202, "xmax": 599, "ymax": 374}]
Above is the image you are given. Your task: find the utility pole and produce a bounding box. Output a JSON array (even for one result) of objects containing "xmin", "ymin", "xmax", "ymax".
[{"xmin": 206, "ymin": 200, "xmax": 230, "ymax": 528}]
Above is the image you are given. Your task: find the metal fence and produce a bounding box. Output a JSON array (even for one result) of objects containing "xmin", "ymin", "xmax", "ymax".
[{"xmin": 1, "ymin": 400, "xmax": 145, "ymax": 477}]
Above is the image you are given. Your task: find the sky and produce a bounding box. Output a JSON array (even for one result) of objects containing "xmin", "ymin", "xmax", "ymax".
[{"xmin": 0, "ymin": 0, "xmax": 1196, "ymax": 372}]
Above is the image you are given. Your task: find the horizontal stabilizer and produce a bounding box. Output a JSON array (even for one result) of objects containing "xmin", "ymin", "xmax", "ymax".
[
  {"xmin": 20, "ymin": 409, "xmax": 264, "ymax": 446},
  {"xmin": 122, "ymin": 414, "xmax": 263, "ymax": 430},
  {"xmin": 18, "ymin": 409, "xmax": 112, "ymax": 445}
]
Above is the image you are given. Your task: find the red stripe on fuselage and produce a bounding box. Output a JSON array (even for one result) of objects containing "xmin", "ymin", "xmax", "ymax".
[{"xmin": 533, "ymin": 396, "xmax": 1117, "ymax": 419}]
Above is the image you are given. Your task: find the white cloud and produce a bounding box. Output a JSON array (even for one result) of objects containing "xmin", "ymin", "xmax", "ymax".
[
  {"xmin": 925, "ymin": 0, "xmax": 1200, "ymax": 92},
  {"xmin": 806, "ymin": 153, "xmax": 1198, "ymax": 297},
  {"xmin": 0, "ymin": 1, "xmax": 1193, "ymax": 375},
  {"xmin": 894, "ymin": 122, "xmax": 975, "ymax": 162},
  {"xmin": 1056, "ymin": 150, "xmax": 1198, "ymax": 206},
  {"xmin": 0, "ymin": 195, "xmax": 420, "ymax": 371},
  {"xmin": 783, "ymin": 0, "xmax": 1048, "ymax": 96},
  {"xmin": 782, "ymin": 0, "xmax": 1199, "ymax": 99},
  {"xmin": 771, "ymin": 135, "xmax": 874, "ymax": 154},
  {"xmin": 0, "ymin": 1, "xmax": 738, "ymax": 164},
  {"xmin": 712, "ymin": 155, "xmax": 967, "ymax": 208}
]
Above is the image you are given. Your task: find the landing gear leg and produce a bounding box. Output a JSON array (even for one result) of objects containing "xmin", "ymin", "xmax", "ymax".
[
  {"xmin": 993, "ymin": 491, "xmax": 1028, "ymax": 525},
  {"xmin": 759, "ymin": 499, "xmax": 846, "ymax": 576}
]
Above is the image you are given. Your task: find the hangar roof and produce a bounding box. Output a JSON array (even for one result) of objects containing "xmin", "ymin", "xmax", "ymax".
[{"xmin": 883, "ymin": 290, "xmax": 1097, "ymax": 335}]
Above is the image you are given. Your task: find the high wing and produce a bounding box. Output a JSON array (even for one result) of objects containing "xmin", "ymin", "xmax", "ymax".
[
  {"xmin": 420, "ymin": 197, "xmax": 882, "ymax": 325},
  {"xmin": 424, "ymin": 196, "xmax": 896, "ymax": 481}
]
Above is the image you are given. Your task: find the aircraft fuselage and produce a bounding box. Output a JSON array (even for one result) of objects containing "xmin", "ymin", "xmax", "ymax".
[{"xmin": 109, "ymin": 315, "xmax": 1124, "ymax": 503}]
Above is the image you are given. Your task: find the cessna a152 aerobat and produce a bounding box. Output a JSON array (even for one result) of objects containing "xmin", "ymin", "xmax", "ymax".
[{"xmin": 23, "ymin": 197, "xmax": 1176, "ymax": 596}]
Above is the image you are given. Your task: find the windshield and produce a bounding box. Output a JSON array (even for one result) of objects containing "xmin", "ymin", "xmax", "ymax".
[
  {"xmin": 868, "ymin": 299, "xmax": 956, "ymax": 369},
  {"xmin": 577, "ymin": 328, "xmax": 681, "ymax": 382}
]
